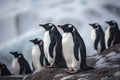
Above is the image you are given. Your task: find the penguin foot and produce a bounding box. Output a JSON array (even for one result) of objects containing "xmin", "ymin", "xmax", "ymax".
[{"xmin": 66, "ymin": 68, "xmax": 77, "ymax": 74}]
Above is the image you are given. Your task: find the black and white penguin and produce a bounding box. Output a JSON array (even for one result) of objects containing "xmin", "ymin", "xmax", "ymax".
[
  {"xmin": 58, "ymin": 24, "xmax": 93, "ymax": 74},
  {"xmin": 39, "ymin": 23, "xmax": 66, "ymax": 67},
  {"xmin": 30, "ymin": 38, "xmax": 45, "ymax": 71},
  {"xmin": 105, "ymin": 20, "xmax": 120, "ymax": 48},
  {"xmin": 89, "ymin": 23, "xmax": 106, "ymax": 54},
  {"xmin": 0, "ymin": 63, "xmax": 11, "ymax": 76},
  {"xmin": 10, "ymin": 51, "xmax": 31, "ymax": 75}
]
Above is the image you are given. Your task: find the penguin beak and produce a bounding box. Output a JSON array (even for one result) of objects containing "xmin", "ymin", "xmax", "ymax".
[
  {"xmin": 89, "ymin": 24, "xmax": 95, "ymax": 28},
  {"xmin": 89, "ymin": 24, "xmax": 94, "ymax": 26},
  {"xmin": 29, "ymin": 40, "xmax": 33, "ymax": 42},
  {"xmin": 39, "ymin": 24, "xmax": 45, "ymax": 27},
  {"xmin": 57, "ymin": 25, "xmax": 64, "ymax": 29},
  {"xmin": 105, "ymin": 21, "xmax": 110, "ymax": 24},
  {"xmin": 10, "ymin": 52, "xmax": 15, "ymax": 55}
]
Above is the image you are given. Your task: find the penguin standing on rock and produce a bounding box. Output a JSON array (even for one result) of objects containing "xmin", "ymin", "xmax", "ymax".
[
  {"xmin": 30, "ymin": 38, "xmax": 46, "ymax": 71},
  {"xmin": 39, "ymin": 23, "xmax": 66, "ymax": 68},
  {"xmin": 0, "ymin": 63, "xmax": 11, "ymax": 76},
  {"xmin": 58, "ymin": 24, "xmax": 93, "ymax": 74},
  {"xmin": 89, "ymin": 23, "xmax": 106, "ymax": 54},
  {"xmin": 10, "ymin": 51, "xmax": 31, "ymax": 75},
  {"xmin": 105, "ymin": 20, "xmax": 120, "ymax": 48}
]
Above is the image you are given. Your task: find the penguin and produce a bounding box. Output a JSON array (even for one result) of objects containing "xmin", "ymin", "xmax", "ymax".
[
  {"xmin": 58, "ymin": 24, "xmax": 93, "ymax": 74},
  {"xmin": 0, "ymin": 63, "xmax": 11, "ymax": 76},
  {"xmin": 89, "ymin": 23, "xmax": 106, "ymax": 54},
  {"xmin": 39, "ymin": 23, "xmax": 66, "ymax": 68},
  {"xmin": 10, "ymin": 51, "xmax": 32, "ymax": 75},
  {"xmin": 105, "ymin": 20, "xmax": 120, "ymax": 48},
  {"xmin": 30, "ymin": 38, "xmax": 45, "ymax": 71}
]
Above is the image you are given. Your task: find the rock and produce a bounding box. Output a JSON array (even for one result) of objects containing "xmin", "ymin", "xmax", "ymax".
[{"xmin": 1, "ymin": 44, "xmax": 120, "ymax": 80}]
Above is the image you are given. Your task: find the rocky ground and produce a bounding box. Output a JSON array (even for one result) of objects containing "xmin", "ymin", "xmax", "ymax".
[{"xmin": 1, "ymin": 44, "xmax": 120, "ymax": 80}]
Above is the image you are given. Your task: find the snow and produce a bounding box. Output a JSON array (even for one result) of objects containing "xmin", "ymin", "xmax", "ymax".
[
  {"xmin": 113, "ymin": 71, "xmax": 120, "ymax": 77},
  {"xmin": 95, "ymin": 57, "xmax": 110, "ymax": 69},
  {"xmin": 77, "ymin": 78, "xmax": 88, "ymax": 80},
  {"xmin": 54, "ymin": 74, "xmax": 65, "ymax": 78},
  {"xmin": 90, "ymin": 55, "xmax": 102, "ymax": 60},
  {"xmin": 101, "ymin": 76, "xmax": 108, "ymax": 80},
  {"xmin": 78, "ymin": 73, "xmax": 90, "ymax": 77},
  {"xmin": 106, "ymin": 52, "xmax": 120, "ymax": 61},
  {"xmin": 60, "ymin": 75, "xmax": 73, "ymax": 80}
]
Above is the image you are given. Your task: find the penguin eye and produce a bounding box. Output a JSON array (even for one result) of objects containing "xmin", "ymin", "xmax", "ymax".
[
  {"xmin": 112, "ymin": 21, "xmax": 116, "ymax": 24},
  {"xmin": 68, "ymin": 24, "xmax": 72, "ymax": 28},
  {"xmin": 48, "ymin": 23, "xmax": 52, "ymax": 27},
  {"xmin": 18, "ymin": 55, "xmax": 21, "ymax": 58},
  {"xmin": 95, "ymin": 23, "xmax": 99, "ymax": 26},
  {"xmin": 72, "ymin": 27, "xmax": 75, "ymax": 32}
]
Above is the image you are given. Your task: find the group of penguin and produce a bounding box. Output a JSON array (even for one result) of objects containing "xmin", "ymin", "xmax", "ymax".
[{"xmin": 0, "ymin": 20, "xmax": 120, "ymax": 76}]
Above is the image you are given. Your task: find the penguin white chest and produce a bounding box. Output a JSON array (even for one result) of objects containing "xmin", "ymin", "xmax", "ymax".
[
  {"xmin": 91, "ymin": 29, "xmax": 101, "ymax": 53},
  {"xmin": 62, "ymin": 33, "xmax": 80, "ymax": 70},
  {"xmin": 32, "ymin": 45, "xmax": 44, "ymax": 71},
  {"xmin": 44, "ymin": 31, "xmax": 51, "ymax": 58},
  {"xmin": 91, "ymin": 29, "xmax": 96, "ymax": 44},
  {"xmin": 43, "ymin": 31, "xmax": 55, "ymax": 65},
  {"xmin": 12, "ymin": 58, "xmax": 20, "ymax": 75},
  {"xmin": 105, "ymin": 28, "xmax": 110, "ymax": 48}
]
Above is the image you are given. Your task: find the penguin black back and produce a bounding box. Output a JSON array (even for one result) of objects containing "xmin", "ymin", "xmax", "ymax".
[
  {"xmin": 106, "ymin": 20, "xmax": 120, "ymax": 47},
  {"xmin": 18, "ymin": 53, "xmax": 32, "ymax": 74},
  {"xmin": 30, "ymin": 38, "xmax": 46, "ymax": 67},
  {"xmin": 89, "ymin": 23, "xmax": 106, "ymax": 53},
  {"xmin": 39, "ymin": 23, "xmax": 66, "ymax": 67},
  {"xmin": 58, "ymin": 24, "xmax": 94, "ymax": 70},
  {"xmin": 0, "ymin": 63, "xmax": 11, "ymax": 76}
]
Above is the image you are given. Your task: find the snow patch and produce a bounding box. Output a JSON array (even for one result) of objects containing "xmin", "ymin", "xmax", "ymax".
[
  {"xmin": 78, "ymin": 73, "xmax": 90, "ymax": 77},
  {"xmin": 77, "ymin": 78, "xmax": 88, "ymax": 80},
  {"xmin": 101, "ymin": 76, "xmax": 108, "ymax": 80},
  {"xmin": 54, "ymin": 74, "xmax": 65, "ymax": 78},
  {"xmin": 90, "ymin": 55, "xmax": 102, "ymax": 60},
  {"xmin": 60, "ymin": 75, "xmax": 73, "ymax": 80},
  {"xmin": 106, "ymin": 52, "xmax": 120, "ymax": 61},
  {"xmin": 111, "ymin": 65, "xmax": 120, "ymax": 68},
  {"xmin": 95, "ymin": 57, "xmax": 110, "ymax": 69},
  {"xmin": 113, "ymin": 71, "xmax": 120, "ymax": 77}
]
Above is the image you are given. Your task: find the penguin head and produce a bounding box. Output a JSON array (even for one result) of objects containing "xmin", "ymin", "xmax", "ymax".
[
  {"xmin": 0, "ymin": 63, "xmax": 7, "ymax": 69},
  {"xmin": 18, "ymin": 53, "xmax": 24, "ymax": 58},
  {"xmin": 30, "ymin": 38, "xmax": 42, "ymax": 45},
  {"xmin": 89, "ymin": 23, "xmax": 100, "ymax": 29},
  {"xmin": 105, "ymin": 20, "xmax": 118, "ymax": 28},
  {"xmin": 10, "ymin": 51, "xmax": 19, "ymax": 58},
  {"xmin": 39, "ymin": 23, "xmax": 55, "ymax": 31},
  {"xmin": 58, "ymin": 24, "xmax": 76, "ymax": 33}
]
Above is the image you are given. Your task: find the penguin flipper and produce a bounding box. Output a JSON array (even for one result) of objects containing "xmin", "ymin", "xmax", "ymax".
[
  {"xmin": 94, "ymin": 37, "xmax": 100, "ymax": 51},
  {"xmin": 74, "ymin": 40, "xmax": 79, "ymax": 61},
  {"xmin": 39, "ymin": 45, "xmax": 45, "ymax": 67},
  {"xmin": 108, "ymin": 35, "xmax": 114, "ymax": 47},
  {"xmin": 49, "ymin": 37, "xmax": 56, "ymax": 58}
]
